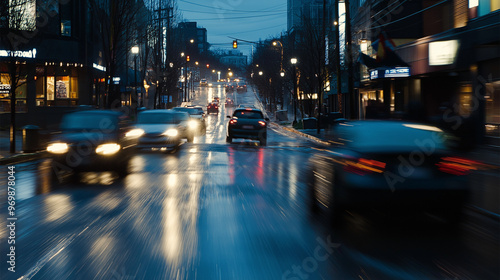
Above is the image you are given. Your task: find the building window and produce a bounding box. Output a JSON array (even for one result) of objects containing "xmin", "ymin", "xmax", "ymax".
[
  {"xmin": 61, "ymin": 20, "xmax": 71, "ymax": 37},
  {"xmin": 36, "ymin": 67, "xmax": 79, "ymax": 107},
  {"xmin": 0, "ymin": 73, "xmax": 27, "ymax": 112},
  {"xmin": 8, "ymin": 0, "xmax": 36, "ymax": 31}
]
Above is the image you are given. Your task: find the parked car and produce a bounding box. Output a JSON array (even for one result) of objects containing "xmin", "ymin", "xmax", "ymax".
[
  {"xmin": 307, "ymin": 120, "xmax": 474, "ymax": 226},
  {"xmin": 207, "ymin": 102, "xmax": 219, "ymax": 114},
  {"xmin": 46, "ymin": 110, "xmax": 137, "ymax": 180},
  {"xmin": 172, "ymin": 106, "xmax": 206, "ymax": 134},
  {"xmin": 130, "ymin": 110, "xmax": 188, "ymax": 152},
  {"xmin": 226, "ymin": 108, "xmax": 269, "ymax": 146}
]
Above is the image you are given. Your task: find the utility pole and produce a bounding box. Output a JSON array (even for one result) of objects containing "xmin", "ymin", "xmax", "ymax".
[
  {"xmin": 153, "ymin": 3, "xmax": 172, "ymax": 108},
  {"xmin": 335, "ymin": 0, "xmax": 342, "ymax": 115},
  {"xmin": 345, "ymin": 0, "xmax": 356, "ymax": 119},
  {"xmin": 318, "ymin": 0, "xmax": 327, "ymax": 134}
]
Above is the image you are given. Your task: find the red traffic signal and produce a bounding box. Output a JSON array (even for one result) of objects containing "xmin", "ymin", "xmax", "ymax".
[
  {"xmin": 206, "ymin": 64, "xmax": 210, "ymax": 68},
  {"xmin": 186, "ymin": 55, "xmax": 190, "ymax": 62}
]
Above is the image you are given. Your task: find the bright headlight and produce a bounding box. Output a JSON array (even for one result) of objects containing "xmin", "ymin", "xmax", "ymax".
[
  {"xmin": 95, "ymin": 143, "xmax": 121, "ymax": 155},
  {"xmin": 125, "ymin": 128, "xmax": 145, "ymax": 137},
  {"xmin": 188, "ymin": 120, "xmax": 199, "ymax": 129},
  {"xmin": 162, "ymin": 129, "xmax": 179, "ymax": 137},
  {"xmin": 47, "ymin": 143, "xmax": 69, "ymax": 154}
]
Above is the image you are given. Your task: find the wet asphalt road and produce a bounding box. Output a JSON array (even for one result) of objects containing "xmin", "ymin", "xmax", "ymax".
[{"xmin": 1, "ymin": 84, "xmax": 499, "ymax": 280}]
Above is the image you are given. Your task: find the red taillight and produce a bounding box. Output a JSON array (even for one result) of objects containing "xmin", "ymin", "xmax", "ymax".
[
  {"xmin": 343, "ymin": 158, "xmax": 386, "ymax": 176},
  {"xmin": 229, "ymin": 119, "xmax": 237, "ymax": 125},
  {"xmin": 436, "ymin": 157, "xmax": 477, "ymax": 176},
  {"xmin": 258, "ymin": 121, "xmax": 266, "ymax": 126}
]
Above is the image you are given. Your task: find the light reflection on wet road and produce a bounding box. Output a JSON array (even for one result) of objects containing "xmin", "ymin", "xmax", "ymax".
[{"xmin": 0, "ymin": 85, "xmax": 498, "ymax": 280}]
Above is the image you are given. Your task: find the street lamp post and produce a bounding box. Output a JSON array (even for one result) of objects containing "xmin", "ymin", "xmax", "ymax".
[
  {"xmin": 291, "ymin": 58, "xmax": 298, "ymax": 125},
  {"xmin": 131, "ymin": 46, "xmax": 140, "ymax": 108}
]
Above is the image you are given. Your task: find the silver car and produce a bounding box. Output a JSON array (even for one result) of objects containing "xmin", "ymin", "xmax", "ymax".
[{"xmin": 130, "ymin": 110, "xmax": 194, "ymax": 152}]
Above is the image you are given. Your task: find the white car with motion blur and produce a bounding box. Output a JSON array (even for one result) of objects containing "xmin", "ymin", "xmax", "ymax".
[{"xmin": 130, "ymin": 110, "xmax": 194, "ymax": 152}]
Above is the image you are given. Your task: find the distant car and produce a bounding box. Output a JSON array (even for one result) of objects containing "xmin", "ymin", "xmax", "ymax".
[
  {"xmin": 47, "ymin": 110, "xmax": 137, "ymax": 180},
  {"xmin": 225, "ymin": 98, "xmax": 234, "ymax": 107},
  {"xmin": 226, "ymin": 108, "xmax": 269, "ymax": 146},
  {"xmin": 172, "ymin": 106, "xmax": 206, "ymax": 134},
  {"xmin": 237, "ymin": 104, "xmax": 256, "ymax": 109},
  {"xmin": 207, "ymin": 102, "xmax": 219, "ymax": 114},
  {"xmin": 225, "ymin": 83, "xmax": 235, "ymax": 93},
  {"xmin": 132, "ymin": 110, "xmax": 185, "ymax": 152},
  {"xmin": 237, "ymin": 81, "xmax": 247, "ymax": 93},
  {"xmin": 307, "ymin": 120, "xmax": 474, "ymax": 226},
  {"xmin": 200, "ymin": 79, "xmax": 208, "ymax": 87},
  {"xmin": 213, "ymin": 96, "xmax": 220, "ymax": 103}
]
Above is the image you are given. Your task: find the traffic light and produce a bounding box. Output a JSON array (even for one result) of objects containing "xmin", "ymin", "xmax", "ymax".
[
  {"xmin": 233, "ymin": 40, "xmax": 237, "ymax": 49},
  {"xmin": 186, "ymin": 55, "xmax": 190, "ymax": 62},
  {"xmin": 206, "ymin": 64, "xmax": 210, "ymax": 68}
]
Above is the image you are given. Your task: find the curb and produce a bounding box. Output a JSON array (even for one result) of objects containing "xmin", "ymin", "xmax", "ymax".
[
  {"xmin": 270, "ymin": 123, "xmax": 332, "ymax": 146},
  {"xmin": 0, "ymin": 151, "xmax": 48, "ymax": 165}
]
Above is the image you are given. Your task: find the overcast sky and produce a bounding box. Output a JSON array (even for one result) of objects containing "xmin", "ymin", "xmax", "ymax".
[{"xmin": 176, "ymin": 0, "xmax": 287, "ymax": 59}]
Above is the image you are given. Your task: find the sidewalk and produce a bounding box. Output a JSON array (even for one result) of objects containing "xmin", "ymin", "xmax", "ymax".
[{"xmin": 0, "ymin": 130, "xmax": 47, "ymax": 165}]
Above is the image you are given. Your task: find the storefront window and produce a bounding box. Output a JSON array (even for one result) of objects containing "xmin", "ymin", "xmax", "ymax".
[
  {"xmin": 485, "ymin": 81, "xmax": 500, "ymax": 137},
  {"xmin": 56, "ymin": 76, "xmax": 70, "ymax": 98},
  {"xmin": 0, "ymin": 74, "xmax": 27, "ymax": 113}
]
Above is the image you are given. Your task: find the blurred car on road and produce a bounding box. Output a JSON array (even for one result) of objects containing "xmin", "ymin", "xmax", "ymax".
[
  {"xmin": 200, "ymin": 78, "xmax": 208, "ymax": 87},
  {"xmin": 225, "ymin": 98, "xmax": 234, "ymax": 107},
  {"xmin": 172, "ymin": 106, "xmax": 206, "ymax": 135},
  {"xmin": 47, "ymin": 110, "xmax": 137, "ymax": 180},
  {"xmin": 226, "ymin": 108, "xmax": 269, "ymax": 146},
  {"xmin": 237, "ymin": 104, "xmax": 256, "ymax": 109},
  {"xmin": 307, "ymin": 120, "xmax": 474, "ymax": 226},
  {"xmin": 236, "ymin": 81, "xmax": 247, "ymax": 93},
  {"xmin": 225, "ymin": 83, "xmax": 235, "ymax": 93},
  {"xmin": 134, "ymin": 110, "xmax": 195, "ymax": 144},
  {"xmin": 207, "ymin": 102, "xmax": 219, "ymax": 114}
]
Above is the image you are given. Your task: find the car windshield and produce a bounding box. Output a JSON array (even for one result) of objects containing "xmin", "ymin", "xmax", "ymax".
[
  {"xmin": 172, "ymin": 107, "xmax": 199, "ymax": 115},
  {"xmin": 61, "ymin": 113, "xmax": 118, "ymax": 131},
  {"xmin": 137, "ymin": 112, "xmax": 178, "ymax": 124},
  {"xmin": 233, "ymin": 110, "xmax": 263, "ymax": 119}
]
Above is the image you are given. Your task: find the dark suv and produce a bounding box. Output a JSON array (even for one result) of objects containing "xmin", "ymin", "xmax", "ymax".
[
  {"xmin": 226, "ymin": 108, "xmax": 269, "ymax": 146},
  {"xmin": 47, "ymin": 110, "xmax": 138, "ymax": 181}
]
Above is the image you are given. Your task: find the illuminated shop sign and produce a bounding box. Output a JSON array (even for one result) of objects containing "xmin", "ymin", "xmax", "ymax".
[
  {"xmin": 0, "ymin": 48, "xmax": 37, "ymax": 59},
  {"xmin": 370, "ymin": 67, "xmax": 410, "ymax": 80},
  {"xmin": 93, "ymin": 63, "xmax": 106, "ymax": 72},
  {"xmin": 0, "ymin": 84, "xmax": 11, "ymax": 94},
  {"xmin": 429, "ymin": 40, "xmax": 459, "ymax": 66}
]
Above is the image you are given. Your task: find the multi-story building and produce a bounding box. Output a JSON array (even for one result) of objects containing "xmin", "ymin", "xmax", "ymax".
[
  {"xmin": 352, "ymin": 0, "xmax": 500, "ymax": 145},
  {"xmin": 0, "ymin": 0, "xmax": 154, "ymax": 129},
  {"xmin": 220, "ymin": 50, "xmax": 248, "ymax": 69}
]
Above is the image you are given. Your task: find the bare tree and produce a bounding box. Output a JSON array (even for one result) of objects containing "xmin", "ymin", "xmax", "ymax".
[
  {"xmin": 88, "ymin": 0, "xmax": 139, "ymax": 109},
  {"xmin": 0, "ymin": 0, "xmax": 36, "ymax": 153}
]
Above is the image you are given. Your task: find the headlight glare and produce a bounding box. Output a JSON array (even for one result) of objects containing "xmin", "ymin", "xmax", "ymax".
[
  {"xmin": 95, "ymin": 143, "xmax": 121, "ymax": 155},
  {"xmin": 47, "ymin": 143, "xmax": 69, "ymax": 154},
  {"xmin": 125, "ymin": 128, "xmax": 144, "ymax": 137},
  {"xmin": 163, "ymin": 129, "xmax": 179, "ymax": 137},
  {"xmin": 188, "ymin": 120, "xmax": 198, "ymax": 129}
]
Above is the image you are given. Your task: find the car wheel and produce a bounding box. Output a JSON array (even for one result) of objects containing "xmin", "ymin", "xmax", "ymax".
[{"xmin": 226, "ymin": 136, "xmax": 232, "ymax": 143}]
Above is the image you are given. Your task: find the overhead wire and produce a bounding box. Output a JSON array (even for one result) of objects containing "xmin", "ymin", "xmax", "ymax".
[{"xmin": 178, "ymin": 0, "xmax": 286, "ymax": 13}]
